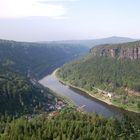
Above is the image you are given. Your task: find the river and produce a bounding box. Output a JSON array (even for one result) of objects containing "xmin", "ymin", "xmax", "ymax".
[{"xmin": 39, "ymin": 72, "xmax": 128, "ymax": 118}]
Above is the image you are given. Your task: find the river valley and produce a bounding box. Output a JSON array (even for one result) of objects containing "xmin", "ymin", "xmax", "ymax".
[{"xmin": 39, "ymin": 72, "xmax": 128, "ymax": 118}]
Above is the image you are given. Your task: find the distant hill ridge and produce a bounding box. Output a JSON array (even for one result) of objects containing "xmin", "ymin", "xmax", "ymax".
[
  {"xmin": 42, "ymin": 36, "xmax": 136, "ymax": 48},
  {"xmin": 90, "ymin": 41, "xmax": 140, "ymax": 60}
]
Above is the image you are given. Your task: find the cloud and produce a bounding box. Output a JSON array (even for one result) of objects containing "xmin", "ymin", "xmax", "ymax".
[{"xmin": 0, "ymin": 0, "xmax": 66, "ymax": 19}]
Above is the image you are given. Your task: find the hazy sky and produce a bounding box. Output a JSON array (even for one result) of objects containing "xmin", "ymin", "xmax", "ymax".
[{"xmin": 0, "ymin": 0, "xmax": 140, "ymax": 41}]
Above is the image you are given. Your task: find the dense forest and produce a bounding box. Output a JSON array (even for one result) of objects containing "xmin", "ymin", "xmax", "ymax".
[
  {"xmin": 0, "ymin": 39, "xmax": 88, "ymax": 116},
  {"xmin": 0, "ymin": 68, "xmax": 58, "ymax": 116},
  {"xmin": 0, "ymin": 39, "xmax": 88, "ymax": 79},
  {"xmin": 0, "ymin": 108, "xmax": 140, "ymax": 140},
  {"xmin": 57, "ymin": 41, "xmax": 140, "ymax": 112},
  {"xmin": 0, "ymin": 39, "xmax": 140, "ymax": 139}
]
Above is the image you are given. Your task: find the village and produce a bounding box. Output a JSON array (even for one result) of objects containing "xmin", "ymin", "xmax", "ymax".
[
  {"xmin": 24, "ymin": 98, "xmax": 66, "ymax": 119},
  {"xmin": 23, "ymin": 76, "xmax": 67, "ymax": 119}
]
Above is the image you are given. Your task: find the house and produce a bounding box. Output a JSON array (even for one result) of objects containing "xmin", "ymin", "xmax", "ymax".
[
  {"xmin": 41, "ymin": 90, "xmax": 44, "ymax": 93},
  {"xmin": 55, "ymin": 101, "xmax": 65, "ymax": 110},
  {"xmin": 107, "ymin": 93, "xmax": 113, "ymax": 98},
  {"xmin": 57, "ymin": 101, "xmax": 64, "ymax": 106},
  {"xmin": 55, "ymin": 105, "xmax": 62, "ymax": 110},
  {"xmin": 49, "ymin": 105, "xmax": 55, "ymax": 110}
]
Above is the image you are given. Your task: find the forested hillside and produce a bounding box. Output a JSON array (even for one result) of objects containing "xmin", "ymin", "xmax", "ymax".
[
  {"xmin": 0, "ymin": 39, "xmax": 140, "ymax": 140},
  {"xmin": 0, "ymin": 108, "xmax": 140, "ymax": 140},
  {"xmin": 57, "ymin": 41, "xmax": 140, "ymax": 112},
  {"xmin": 0, "ymin": 39, "xmax": 88, "ymax": 79},
  {"xmin": 0, "ymin": 39, "xmax": 87, "ymax": 116},
  {"xmin": 0, "ymin": 69, "xmax": 55, "ymax": 116}
]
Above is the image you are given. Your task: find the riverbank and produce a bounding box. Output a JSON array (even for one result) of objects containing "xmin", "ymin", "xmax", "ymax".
[
  {"xmin": 39, "ymin": 74, "xmax": 76, "ymax": 109},
  {"xmin": 54, "ymin": 69, "xmax": 140, "ymax": 113}
]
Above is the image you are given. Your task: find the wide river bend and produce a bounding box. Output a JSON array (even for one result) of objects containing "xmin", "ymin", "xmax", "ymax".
[{"xmin": 39, "ymin": 72, "xmax": 130, "ymax": 118}]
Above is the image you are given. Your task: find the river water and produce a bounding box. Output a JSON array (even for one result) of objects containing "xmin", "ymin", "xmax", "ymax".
[{"xmin": 39, "ymin": 73, "xmax": 128, "ymax": 118}]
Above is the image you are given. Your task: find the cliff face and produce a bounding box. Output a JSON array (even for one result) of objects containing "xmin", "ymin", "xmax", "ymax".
[{"xmin": 90, "ymin": 41, "xmax": 140, "ymax": 60}]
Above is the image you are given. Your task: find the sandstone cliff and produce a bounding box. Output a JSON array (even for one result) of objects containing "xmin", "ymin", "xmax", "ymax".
[{"xmin": 90, "ymin": 41, "xmax": 140, "ymax": 59}]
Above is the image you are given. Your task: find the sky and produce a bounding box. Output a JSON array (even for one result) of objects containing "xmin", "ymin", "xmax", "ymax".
[{"xmin": 0, "ymin": 0, "xmax": 140, "ymax": 41}]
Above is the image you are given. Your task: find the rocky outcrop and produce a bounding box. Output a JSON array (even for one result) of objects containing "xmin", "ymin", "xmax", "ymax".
[{"xmin": 90, "ymin": 41, "xmax": 140, "ymax": 60}]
